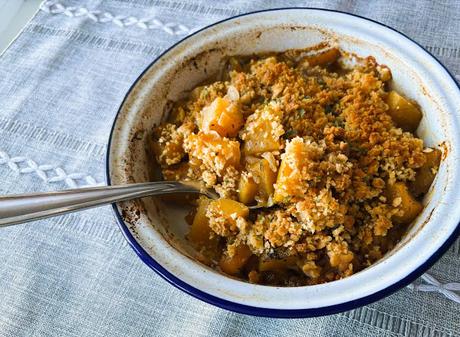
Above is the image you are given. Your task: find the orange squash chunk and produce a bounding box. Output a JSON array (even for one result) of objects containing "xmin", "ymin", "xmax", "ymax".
[
  {"xmin": 188, "ymin": 198, "xmax": 216, "ymax": 248},
  {"xmin": 410, "ymin": 149, "xmax": 441, "ymax": 197},
  {"xmin": 241, "ymin": 105, "xmax": 284, "ymax": 155},
  {"xmin": 254, "ymin": 159, "xmax": 277, "ymax": 200},
  {"xmin": 304, "ymin": 48, "xmax": 340, "ymax": 67},
  {"xmin": 387, "ymin": 91, "xmax": 422, "ymax": 132},
  {"xmin": 258, "ymin": 256, "xmax": 297, "ymax": 272},
  {"xmin": 200, "ymin": 97, "xmax": 243, "ymax": 137},
  {"xmin": 208, "ymin": 199, "xmax": 249, "ymax": 223},
  {"xmin": 238, "ymin": 174, "xmax": 258, "ymax": 205},
  {"xmin": 386, "ymin": 182, "xmax": 422, "ymax": 225},
  {"xmin": 219, "ymin": 244, "xmax": 252, "ymax": 275},
  {"xmin": 239, "ymin": 158, "xmax": 278, "ymax": 205}
]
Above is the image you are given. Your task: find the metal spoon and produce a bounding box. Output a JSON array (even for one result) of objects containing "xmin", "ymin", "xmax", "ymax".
[{"xmin": 0, "ymin": 181, "xmax": 266, "ymax": 227}]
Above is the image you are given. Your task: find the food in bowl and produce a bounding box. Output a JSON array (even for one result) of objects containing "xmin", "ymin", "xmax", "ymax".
[{"xmin": 150, "ymin": 44, "xmax": 441, "ymax": 286}]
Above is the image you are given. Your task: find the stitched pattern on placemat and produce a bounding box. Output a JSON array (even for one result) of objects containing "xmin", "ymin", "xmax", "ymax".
[
  {"xmin": 27, "ymin": 24, "xmax": 164, "ymax": 56},
  {"xmin": 342, "ymin": 306, "xmax": 456, "ymax": 337},
  {"xmin": 0, "ymin": 117, "xmax": 106, "ymax": 160},
  {"xmin": 407, "ymin": 274, "xmax": 460, "ymax": 303},
  {"xmin": 0, "ymin": 150, "xmax": 100, "ymax": 188},
  {"xmin": 40, "ymin": 1, "xmax": 190, "ymax": 35},
  {"xmin": 425, "ymin": 46, "xmax": 460, "ymax": 59},
  {"xmin": 113, "ymin": 0, "xmax": 242, "ymax": 17},
  {"xmin": 45, "ymin": 213, "xmax": 127, "ymax": 248}
]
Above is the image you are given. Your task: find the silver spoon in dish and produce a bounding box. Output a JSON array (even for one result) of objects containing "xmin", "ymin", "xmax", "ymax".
[{"xmin": 0, "ymin": 181, "xmax": 268, "ymax": 227}]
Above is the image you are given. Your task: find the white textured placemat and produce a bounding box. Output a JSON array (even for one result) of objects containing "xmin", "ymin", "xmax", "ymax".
[{"xmin": 0, "ymin": 1, "xmax": 458, "ymax": 336}]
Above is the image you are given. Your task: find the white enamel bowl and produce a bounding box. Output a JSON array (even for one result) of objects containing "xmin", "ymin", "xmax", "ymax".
[{"xmin": 107, "ymin": 8, "xmax": 460, "ymax": 317}]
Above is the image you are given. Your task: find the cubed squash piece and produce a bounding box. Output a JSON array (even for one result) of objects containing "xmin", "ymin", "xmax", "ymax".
[
  {"xmin": 239, "ymin": 158, "xmax": 278, "ymax": 204},
  {"xmin": 207, "ymin": 199, "xmax": 250, "ymax": 237},
  {"xmin": 208, "ymin": 199, "xmax": 249, "ymax": 223},
  {"xmin": 250, "ymin": 158, "xmax": 278, "ymax": 200},
  {"xmin": 241, "ymin": 105, "xmax": 284, "ymax": 155},
  {"xmin": 410, "ymin": 149, "xmax": 441, "ymax": 197},
  {"xmin": 219, "ymin": 244, "xmax": 252, "ymax": 275},
  {"xmin": 258, "ymin": 256, "xmax": 297, "ymax": 272},
  {"xmin": 184, "ymin": 132, "xmax": 241, "ymax": 174},
  {"xmin": 254, "ymin": 159, "xmax": 277, "ymax": 199},
  {"xmin": 273, "ymin": 150, "xmax": 297, "ymax": 203},
  {"xmin": 188, "ymin": 198, "xmax": 217, "ymax": 248},
  {"xmin": 200, "ymin": 97, "xmax": 243, "ymax": 137},
  {"xmin": 386, "ymin": 182, "xmax": 423, "ymax": 225},
  {"xmin": 387, "ymin": 91, "xmax": 422, "ymax": 132},
  {"xmin": 303, "ymin": 48, "xmax": 340, "ymax": 67},
  {"xmin": 238, "ymin": 174, "xmax": 258, "ymax": 204}
]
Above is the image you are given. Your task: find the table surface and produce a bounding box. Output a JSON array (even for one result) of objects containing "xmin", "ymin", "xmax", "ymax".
[
  {"xmin": 0, "ymin": 1, "xmax": 458, "ymax": 336},
  {"xmin": 0, "ymin": 0, "xmax": 42, "ymax": 53}
]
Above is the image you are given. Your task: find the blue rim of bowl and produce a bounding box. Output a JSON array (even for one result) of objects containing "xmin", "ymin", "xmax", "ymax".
[{"xmin": 106, "ymin": 7, "xmax": 460, "ymax": 318}]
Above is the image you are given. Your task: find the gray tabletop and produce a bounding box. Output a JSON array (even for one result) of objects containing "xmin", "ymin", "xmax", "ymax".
[{"xmin": 0, "ymin": 1, "xmax": 459, "ymax": 336}]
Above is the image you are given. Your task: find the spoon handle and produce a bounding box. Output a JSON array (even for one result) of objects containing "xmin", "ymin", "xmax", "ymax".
[{"xmin": 0, "ymin": 181, "xmax": 203, "ymax": 227}]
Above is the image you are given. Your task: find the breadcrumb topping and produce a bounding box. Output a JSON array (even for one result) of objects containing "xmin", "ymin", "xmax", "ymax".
[{"xmin": 151, "ymin": 47, "xmax": 438, "ymax": 286}]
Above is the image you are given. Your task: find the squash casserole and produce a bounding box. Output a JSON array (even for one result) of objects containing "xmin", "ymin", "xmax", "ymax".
[{"xmin": 150, "ymin": 46, "xmax": 441, "ymax": 286}]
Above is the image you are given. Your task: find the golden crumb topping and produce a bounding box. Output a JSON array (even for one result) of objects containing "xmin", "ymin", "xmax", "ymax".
[{"xmin": 151, "ymin": 46, "xmax": 440, "ymax": 286}]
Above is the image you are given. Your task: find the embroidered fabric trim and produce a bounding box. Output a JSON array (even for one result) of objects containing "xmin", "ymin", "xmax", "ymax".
[
  {"xmin": 0, "ymin": 150, "xmax": 100, "ymax": 188},
  {"xmin": 40, "ymin": 1, "xmax": 190, "ymax": 35},
  {"xmin": 407, "ymin": 274, "xmax": 460, "ymax": 303}
]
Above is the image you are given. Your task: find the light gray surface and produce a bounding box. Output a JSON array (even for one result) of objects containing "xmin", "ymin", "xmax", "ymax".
[
  {"xmin": 0, "ymin": 0, "xmax": 42, "ymax": 53},
  {"xmin": 0, "ymin": 1, "xmax": 458, "ymax": 336}
]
